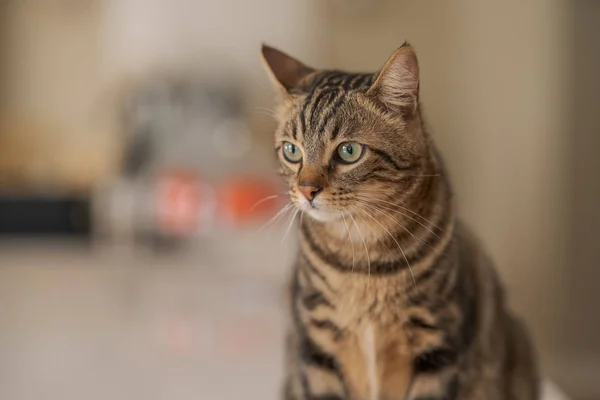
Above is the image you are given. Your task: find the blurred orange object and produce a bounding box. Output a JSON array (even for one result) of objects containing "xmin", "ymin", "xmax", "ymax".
[
  {"xmin": 217, "ymin": 177, "xmax": 282, "ymax": 224},
  {"xmin": 155, "ymin": 170, "xmax": 201, "ymax": 235}
]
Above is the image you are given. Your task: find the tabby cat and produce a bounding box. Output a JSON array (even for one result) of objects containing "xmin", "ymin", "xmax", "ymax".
[{"xmin": 261, "ymin": 43, "xmax": 539, "ymax": 400}]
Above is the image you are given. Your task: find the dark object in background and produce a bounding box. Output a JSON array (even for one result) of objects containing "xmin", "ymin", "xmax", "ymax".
[
  {"xmin": 119, "ymin": 77, "xmax": 249, "ymax": 180},
  {"xmin": 0, "ymin": 197, "xmax": 90, "ymax": 237},
  {"xmin": 122, "ymin": 125, "xmax": 155, "ymax": 177}
]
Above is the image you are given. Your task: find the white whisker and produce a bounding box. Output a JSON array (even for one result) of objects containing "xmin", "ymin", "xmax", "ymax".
[
  {"xmin": 249, "ymin": 194, "xmax": 283, "ymax": 212},
  {"xmin": 349, "ymin": 212, "xmax": 370, "ymax": 278},
  {"xmin": 356, "ymin": 211, "xmax": 392, "ymax": 256},
  {"xmin": 359, "ymin": 205, "xmax": 417, "ymax": 290},
  {"xmin": 259, "ymin": 203, "xmax": 292, "ymax": 233},
  {"xmin": 355, "ymin": 190, "xmax": 443, "ymax": 232},
  {"xmin": 356, "ymin": 195, "xmax": 441, "ymax": 238},
  {"xmin": 281, "ymin": 207, "xmax": 300, "ymax": 243},
  {"xmin": 359, "ymin": 200, "xmax": 432, "ymax": 251},
  {"xmin": 254, "ymin": 106, "xmax": 278, "ymax": 118},
  {"xmin": 339, "ymin": 211, "xmax": 355, "ymax": 272}
]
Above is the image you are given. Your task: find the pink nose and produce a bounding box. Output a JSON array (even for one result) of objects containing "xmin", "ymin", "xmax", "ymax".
[{"xmin": 298, "ymin": 184, "xmax": 322, "ymax": 201}]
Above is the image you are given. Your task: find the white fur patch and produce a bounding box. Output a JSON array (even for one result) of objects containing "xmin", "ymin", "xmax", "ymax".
[{"xmin": 361, "ymin": 323, "xmax": 379, "ymax": 400}]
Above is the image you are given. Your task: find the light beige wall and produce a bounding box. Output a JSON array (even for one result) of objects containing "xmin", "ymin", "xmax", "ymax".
[
  {"xmin": 320, "ymin": 0, "xmax": 569, "ymax": 380},
  {"xmin": 0, "ymin": 1, "xmax": 120, "ymax": 193}
]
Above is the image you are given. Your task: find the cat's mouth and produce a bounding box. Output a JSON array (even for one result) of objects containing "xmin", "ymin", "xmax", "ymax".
[{"xmin": 296, "ymin": 197, "xmax": 339, "ymax": 222}]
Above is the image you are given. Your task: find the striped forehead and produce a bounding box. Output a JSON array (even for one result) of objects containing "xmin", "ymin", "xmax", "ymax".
[{"xmin": 289, "ymin": 70, "xmax": 376, "ymax": 160}]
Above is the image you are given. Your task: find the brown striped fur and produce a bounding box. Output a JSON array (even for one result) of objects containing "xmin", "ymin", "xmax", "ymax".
[{"xmin": 262, "ymin": 43, "xmax": 539, "ymax": 400}]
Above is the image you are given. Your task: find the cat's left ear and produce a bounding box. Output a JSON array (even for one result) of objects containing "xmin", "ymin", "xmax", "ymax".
[
  {"xmin": 261, "ymin": 44, "xmax": 315, "ymax": 93},
  {"xmin": 367, "ymin": 43, "xmax": 419, "ymax": 115}
]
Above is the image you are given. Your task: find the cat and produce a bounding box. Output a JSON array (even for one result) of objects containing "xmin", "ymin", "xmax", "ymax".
[{"xmin": 261, "ymin": 42, "xmax": 539, "ymax": 400}]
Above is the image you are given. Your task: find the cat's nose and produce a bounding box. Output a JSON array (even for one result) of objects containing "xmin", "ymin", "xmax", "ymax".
[{"xmin": 298, "ymin": 183, "xmax": 322, "ymax": 201}]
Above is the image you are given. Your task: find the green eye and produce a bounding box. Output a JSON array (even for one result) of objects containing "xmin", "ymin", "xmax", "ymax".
[
  {"xmin": 336, "ymin": 142, "xmax": 364, "ymax": 163},
  {"xmin": 282, "ymin": 141, "xmax": 303, "ymax": 163}
]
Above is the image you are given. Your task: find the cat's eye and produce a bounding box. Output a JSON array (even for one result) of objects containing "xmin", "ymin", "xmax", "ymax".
[
  {"xmin": 282, "ymin": 141, "xmax": 303, "ymax": 163},
  {"xmin": 336, "ymin": 142, "xmax": 364, "ymax": 164}
]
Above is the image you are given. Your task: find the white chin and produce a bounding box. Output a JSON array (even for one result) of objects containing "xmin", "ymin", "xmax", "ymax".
[
  {"xmin": 296, "ymin": 198, "xmax": 341, "ymax": 222},
  {"xmin": 304, "ymin": 208, "xmax": 339, "ymax": 222}
]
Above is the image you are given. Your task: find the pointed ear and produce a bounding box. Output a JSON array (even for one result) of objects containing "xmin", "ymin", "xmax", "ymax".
[
  {"xmin": 261, "ymin": 44, "xmax": 315, "ymax": 93},
  {"xmin": 367, "ymin": 44, "xmax": 419, "ymax": 115}
]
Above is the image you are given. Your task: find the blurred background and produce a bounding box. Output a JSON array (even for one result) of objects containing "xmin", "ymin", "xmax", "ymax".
[{"xmin": 0, "ymin": 0, "xmax": 597, "ymax": 399}]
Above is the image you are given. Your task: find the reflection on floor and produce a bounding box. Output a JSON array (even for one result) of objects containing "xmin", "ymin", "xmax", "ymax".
[{"xmin": 0, "ymin": 237, "xmax": 569, "ymax": 400}]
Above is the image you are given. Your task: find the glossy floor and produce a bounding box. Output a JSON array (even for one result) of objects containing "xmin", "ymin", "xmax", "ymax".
[{"xmin": 0, "ymin": 239, "xmax": 568, "ymax": 400}]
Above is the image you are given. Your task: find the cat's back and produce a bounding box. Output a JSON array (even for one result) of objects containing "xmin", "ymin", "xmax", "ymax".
[{"xmin": 453, "ymin": 219, "xmax": 540, "ymax": 400}]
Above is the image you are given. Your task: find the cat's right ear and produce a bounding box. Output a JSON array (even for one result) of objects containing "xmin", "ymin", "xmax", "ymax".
[
  {"xmin": 261, "ymin": 44, "xmax": 315, "ymax": 93},
  {"xmin": 367, "ymin": 43, "xmax": 420, "ymax": 115}
]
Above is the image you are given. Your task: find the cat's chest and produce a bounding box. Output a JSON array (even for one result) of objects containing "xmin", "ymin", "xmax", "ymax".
[
  {"xmin": 330, "ymin": 277, "xmax": 415, "ymax": 400},
  {"xmin": 334, "ymin": 275, "xmax": 408, "ymax": 329}
]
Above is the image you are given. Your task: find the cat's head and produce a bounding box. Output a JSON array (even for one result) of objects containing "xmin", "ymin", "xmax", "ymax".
[{"xmin": 261, "ymin": 43, "xmax": 433, "ymax": 222}]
